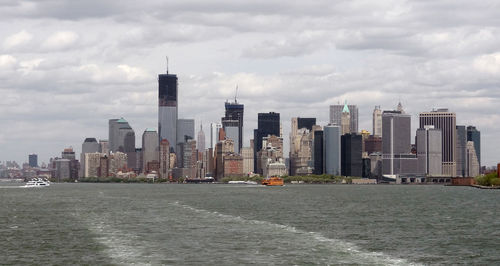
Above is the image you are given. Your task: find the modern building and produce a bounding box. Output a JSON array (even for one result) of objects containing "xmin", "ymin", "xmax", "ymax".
[
  {"xmin": 109, "ymin": 118, "xmax": 132, "ymax": 153},
  {"xmin": 364, "ymin": 135, "xmax": 382, "ymax": 155},
  {"xmin": 419, "ymin": 109, "xmax": 457, "ymax": 176},
  {"xmin": 324, "ymin": 125, "xmax": 341, "ymax": 176},
  {"xmin": 222, "ymin": 100, "xmax": 244, "ymax": 153},
  {"xmin": 372, "ymin": 106, "xmax": 382, "ymax": 137},
  {"xmin": 341, "ymin": 133, "xmax": 363, "ymax": 177},
  {"xmin": 197, "ymin": 124, "xmax": 206, "ymax": 152},
  {"xmin": 467, "ymin": 126, "xmax": 481, "ymax": 170},
  {"xmin": 382, "ymin": 111, "xmax": 419, "ymax": 176},
  {"xmin": 177, "ymin": 118, "xmax": 195, "ymax": 146},
  {"xmin": 80, "ymin": 138, "xmax": 100, "ymax": 177},
  {"xmin": 466, "ymin": 141, "xmax": 480, "ymax": 177},
  {"xmin": 456, "ymin": 125, "xmax": 468, "ymax": 177},
  {"xmin": 54, "ymin": 159, "xmax": 71, "ymax": 181},
  {"xmin": 416, "ymin": 126, "xmax": 442, "ymax": 176},
  {"xmin": 28, "ymin": 154, "xmax": 38, "ymax": 168},
  {"xmin": 313, "ymin": 129, "xmax": 324, "ymax": 175},
  {"xmin": 61, "ymin": 147, "xmax": 79, "ymax": 179},
  {"xmin": 158, "ymin": 72, "xmax": 178, "ymax": 152},
  {"xmin": 253, "ymin": 112, "xmax": 280, "ymax": 172},
  {"xmin": 159, "ymin": 139, "xmax": 170, "ymax": 179},
  {"xmin": 142, "ymin": 129, "xmax": 159, "ymax": 174},
  {"xmin": 330, "ymin": 102, "xmax": 358, "ymax": 133}
]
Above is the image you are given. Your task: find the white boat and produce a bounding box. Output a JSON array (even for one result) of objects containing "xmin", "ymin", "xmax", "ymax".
[
  {"xmin": 23, "ymin": 178, "xmax": 50, "ymax": 187},
  {"xmin": 228, "ymin": 180, "xmax": 258, "ymax": 185}
]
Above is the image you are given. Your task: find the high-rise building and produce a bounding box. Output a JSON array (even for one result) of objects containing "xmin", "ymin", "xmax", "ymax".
[
  {"xmin": 109, "ymin": 118, "xmax": 131, "ymax": 153},
  {"xmin": 313, "ymin": 130, "xmax": 324, "ymax": 175},
  {"xmin": 210, "ymin": 123, "xmax": 222, "ymax": 150},
  {"xmin": 197, "ymin": 124, "xmax": 206, "ymax": 152},
  {"xmin": 467, "ymin": 126, "xmax": 481, "ymax": 170},
  {"xmin": 80, "ymin": 138, "xmax": 100, "ymax": 177},
  {"xmin": 28, "ymin": 154, "xmax": 38, "ymax": 168},
  {"xmin": 253, "ymin": 112, "xmax": 280, "ymax": 172},
  {"xmin": 222, "ymin": 100, "xmax": 244, "ymax": 153},
  {"xmin": 99, "ymin": 140, "xmax": 109, "ymax": 154},
  {"xmin": 159, "ymin": 139, "xmax": 170, "ymax": 179},
  {"xmin": 61, "ymin": 147, "xmax": 79, "ymax": 179},
  {"xmin": 382, "ymin": 111, "xmax": 419, "ymax": 176},
  {"xmin": 84, "ymin": 152, "xmax": 102, "ymax": 177},
  {"xmin": 241, "ymin": 147, "xmax": 254, "ymax": 175},
  {"xmin": 419, "ymin": 109, "xmax": 457, "ymax": 176},
  {"xmin": 329, "ymin": 103, "xmax": 358, "ymax": 133},
  {"xmin": 416, "ymin": 126, "xmax": 442, "ymax": 176},
  {"xmin": 54, "ymin": 158, "xmax": 71, "ymax": 181},
  {"xmin": 290, "ymin": 117, "xmax": 317, "ymax": 176},
  {"xmin": 341, "ymin": 102, "xmax": 351, "ymax": 135},
  {"xmin": 341, "ymin": 133, "xmax": 363, "ymax": 177},
  {"xmin": 456, "ymin": 125, "xmax": 468, "ymax": 177},
  {"xmin": 158, "ymin": 72, "xmax": 178, "ymax": 152},
  {"xmin": 177, "ymin": 118, "xmax": 195, "ymax": 145},
  {"xmin": 142, "ymin": 129, "xmax": 159, "ymax": 174},
  {"xmin": 373, "ymin": 106, "xmax": 382, "ymax": 137},
  {"xmin": 324, "ymin": 125, "xmax": 341, "ymax": 176},
  {"xmin": 256, "ymin": 135, "xmax": 283, "ymax": 176},
  {"xmin": 108, "ymin": 118, "xmax": 136, "ymax": 169},
  {"xmin": 466, "ymin": 141, "xmax": 480, "ymax": 177}
]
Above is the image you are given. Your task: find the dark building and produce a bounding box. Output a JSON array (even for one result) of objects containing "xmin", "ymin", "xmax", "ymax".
[
  {"xmin": 456, "ymin": 125, "xmax": 467, "ymax": 177},
  {"xmin": 341, "ymin": 133, "xmax": 363, "ymax": 177},
  {"xmin": 364, "ymin": 135, "xmax": 382, "ymax": 155},
  {"xmin": 28, "ymin": 154, "xmax": 38, "ymax": 168},
  {"xmin": 313, "ymin": 130, "xmax": 324, "ymax": 175},
  {"xmin": 297, "ymin": 118, "xmax": 316, "ymax": 131},
  {"xmin": 362, "ymin": 158, "xmax": 371, "ymax": 178},
  {"xmin": 158, "ymin": 73, "xmax": 178, "ymax": 151},
  {"xmin": 467, "ymin": 126, "xmax": 481, "ymax": 169},
  {"xmin": 222, "ymin": 100, "xmax": 244, "ymax": 153},
  {"xmin": 253, "ymin": 112, "xmax": 280, "ymax": 172}
]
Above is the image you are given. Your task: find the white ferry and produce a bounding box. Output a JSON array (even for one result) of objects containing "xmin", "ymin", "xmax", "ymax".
[{"xmin": 23, "ymin": 178, "xmax": 50, "ymax": 188}]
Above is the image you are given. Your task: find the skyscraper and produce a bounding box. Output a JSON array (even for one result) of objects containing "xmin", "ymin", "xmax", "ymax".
[
  {"xmin": 222, "ymin": 100, "xmax": 244, "ymax": 153},
  {"xmin": 373, "ymin": 106, "xmax": 382, "ymax": 137},
  {"xmin": 109, "ymin": 118, "xmax": 132, "ymax": 153},
  {"xmin": 329, "ymin": 102, "xmax": 358, "ymax": 133},
  {"xmin": 419, "ymin": 109, "xmax": 457, "ymax": 176},
  {"xmin": 313, "ymin": 130, "xmax": 324, "ymax": 175},
  {"xmin": 324, "ymin": 125, "xmax": 341, "ymax": 176},
  {"xmin": 80, "ymin": 138, "xmax": 100, "ymax": 177},
  {"xmin": 417, "ymin": 126, "xmax": 442, "ymax": 176},
  {"xmin": 28, "ymin": 154, "xmax": 38, "ymax": 168},
  {"xmin": 197, "ymin": 123, "xmax": 206, "ymax": 152},
  {"xmin": 456, "ymin": 125, "xmax": 467, "ymax": 177},
  {"xmin": 210, "ymin": 123, "xmax": 222, "ymax": 150},
  {"xmin": 341, "ymin": 133, "xmax": 363, "ymax": 177},
  {"xmin": 341, "ymin": 102, "xmax": 351, "ymax": 135},
  {"xmin": 176, "ymin": 119, "xmax": 195, "ymax": 145},
  {"xmin": 253, "ymin": 112, "xmax": 280, "ymax": 172},
  {"xmin": 158, "ymin": 72, "xmax": 178, "ymax": 151},
  {"xmin": 467, "ymin": 126, "xmax": 481, "ymax": 170},
  {"xmin": 142, "ymin": 129, "xmax": 159, "ymax": 174},
  {"xmin": 159, "ymin": 139, "xmax": 170, "ymax": 179}
]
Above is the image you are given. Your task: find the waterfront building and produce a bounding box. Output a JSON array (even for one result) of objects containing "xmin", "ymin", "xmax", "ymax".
[
  {"xmin": 109, "ymin": 152, "xmax": 128, "ymax": 175},
  {"xmin": 222, "ymin": 99, "xmax": 244, "ymax": 153},
  {"xmin": 456, "ymin": 125, "xmax": 468, "ymax": 177},
  {"xmin": 330, "ymin": 102, "xmax": 358, "ymax": 133},
  {"xmin": 223, "ymin": 153, "xmax": 244, "ymax": 178},
  {"xmin": 382, "ymin": 111, "xmax": 419, "ymax": 176},
  {"xmin": 290, "ymin": 117, "xmax": 317, "ymax": 176},
  {"xmin": 416, "ymin": 126, "xmax": 442, "ymax": 176},
  {"xmin": 80, "ymin": 138, "xmax": 100, "ymax": 177},
  {"xmin": 61, "ymin": 147, "xmax": 79, "ymax": 179},
  {"xmin": 373, "ymin": 106, "xmax": 382, "ymax": 137},
  {"xmin": 466, "ymin": 141, "xmax": 480, "ymax": 177},
  {"xmin": 324, "ymin": 124, "xmax": 341, "ymax": 176},
  {"xmin": 159, "ymin": 139, "xmax": 170, "ymax": 179},
  {"xmin": 419, "ymin": 109, "xmax": 457, "ymax": 176},
  {"xmin": 313, "ymin": 129, "xmax": 324, "ymax": 175},
  {"xmin": 28, "ymin": 154, "xmax": 38, "ymax": 168},
  {"xmin": 341, "ymin": 133, "xmax": 363, "ymax": 177},
  {"xmin": 54, "ymin": 158, "xmax": 70, "ymax": 181},
  {"xmin": 241, "ymin": 147, "xmax": 254, "ymax": 175},
  {"xmin": 158, "ymin": 71, "xmax": 178, "ymax": 152},
  {"xmin": 264, "ymin": 159, "xmax": 287, "ymax": 178},
  {"xmin": 215, "ymin": 139, "xmax": 235, "ymax": 179},
  {"xmin": 254, "ymin": 112, "xmax": 280, "ymax": 172},
  {"xmin": 142, "ymin": 129, "xmax": 159, "ymax": 174},
  {"xmin": 256, "ymin": 135, "xmax": 284, "ymax": 176},
  {"xmin": 99, "ymin": 155, "xmax": 109, "ymax": 178},
  {"xmin": 84, "ymin": 152, "xmax": 102, "ymax": 177},
  {"xmin": 467, "ymin": 126, "xmax": 481, "ymax": 170},
  {"xmin": 197, "ymin": 124, "xmax": 206, "ymax": 152}
]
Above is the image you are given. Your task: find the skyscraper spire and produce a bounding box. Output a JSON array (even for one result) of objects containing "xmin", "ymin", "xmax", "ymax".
[{"xmin": 342, "ymin": 100, "xmax": 350, "ymax": 113}]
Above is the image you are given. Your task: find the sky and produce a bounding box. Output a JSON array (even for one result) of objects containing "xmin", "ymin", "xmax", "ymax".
[{"xmin": 1, "ymin": 0, "xmax": 499, "ymax": 167}]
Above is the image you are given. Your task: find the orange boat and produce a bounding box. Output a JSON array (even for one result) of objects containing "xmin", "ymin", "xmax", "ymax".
[{"xmin": 262, "ymin": 176, "xmax": 284, "ymax": 186}]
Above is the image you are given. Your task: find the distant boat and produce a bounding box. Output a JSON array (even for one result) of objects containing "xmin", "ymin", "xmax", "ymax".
[
  {"xmin": 261, "ymin": 177, "xmax": 284, "ymax": 186},
  {"xmin": 23, "ymin": 178, "xmax": 50, "ymax": 188},
  {"xmin": 228, "ymin": 180, "xmax": 258, "ymax": 185}
]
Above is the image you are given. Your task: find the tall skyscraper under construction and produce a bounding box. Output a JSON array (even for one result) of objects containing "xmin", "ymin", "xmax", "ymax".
[
  {"xmin": 158, "ymin": 70, "xmax": 178, "ymax": 152},
  {"xmin": 222, "ymin": 98, "xmax": 244, "ymax": 154}
]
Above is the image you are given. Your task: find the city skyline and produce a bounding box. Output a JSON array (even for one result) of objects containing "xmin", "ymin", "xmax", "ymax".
[{"xmin": 0, "ymin": 1, "xmax": 499, "ymax": 167}]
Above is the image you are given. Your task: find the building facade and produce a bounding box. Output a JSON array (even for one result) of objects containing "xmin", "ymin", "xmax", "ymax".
[
  {"xmin": 142, "ymin": 129, "xmax": 159, "ymax": 174},
  {"xmin": 372, "ymin": 106, "xmax": 382, "ymax": 137},
  {"xmin": 416, "ymin": 126, "xmax": 442, "ymax": 176},
  {"xmin": 253, "ymin": 112, "xmax": 280, "ymax": 172},
  {"xmin": 329, "ymin": 103, "xmax": 358, "ymax": 133},
  {"xmin": 158, "ymin": 73, "xmax": 178, "ymax": 152},
  {"xmin": 324, "ymin": 125, "xmax": 341, "ymax": 176},
  {"xmin": 341, "ymin": 133, "xmax": 363, "ymax": 177}
]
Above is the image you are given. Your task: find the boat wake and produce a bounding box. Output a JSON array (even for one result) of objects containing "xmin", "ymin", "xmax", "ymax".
[{"xmin": 171, "ymin": 201, "xmax": 421, "ymax": 266}]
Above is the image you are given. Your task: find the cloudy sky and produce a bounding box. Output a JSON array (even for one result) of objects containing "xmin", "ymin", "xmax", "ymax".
[{"xmin": 1, "ymin": 0, "xmax": 499, "ymax": 167}]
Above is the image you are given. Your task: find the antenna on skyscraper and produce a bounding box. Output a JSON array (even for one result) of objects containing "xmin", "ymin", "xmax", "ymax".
[
  {"xmin": 234, "ymin": 84, "xmax": 239, "ymax": 103},
  {"xmin": 166, "ymin": 56, "xmax": 169, "ymax": 74}
]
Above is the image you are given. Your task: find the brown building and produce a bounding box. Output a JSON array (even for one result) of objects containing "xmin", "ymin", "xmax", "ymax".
[
  {"xmin": 364, "ymin": 135, "xmax": 382, "ymax": 155},
  {"xmin": 159, "ymin": 139, "xmax": 170, "ymax": 179},
  {"xmin": 223, "ymin": 153, "xmax": 244, "ymax": 177},
  {"xmin": 98, "ymin": 155, "xmax": 109, "ymax": 178}
]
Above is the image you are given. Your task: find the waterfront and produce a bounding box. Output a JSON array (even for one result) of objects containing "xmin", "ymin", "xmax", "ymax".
[{"xmin": 1, "ymin": 184, "xmax": 499, "ymax": 265}]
